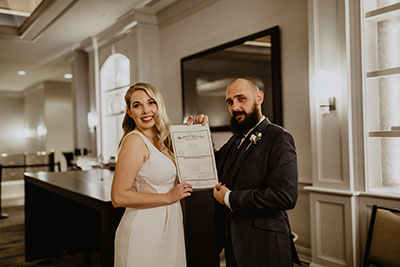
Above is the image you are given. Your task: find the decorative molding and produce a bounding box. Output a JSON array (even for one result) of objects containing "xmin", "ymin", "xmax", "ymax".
[
  {"xmin": 0, "ymin": 91, "xmax": 23, "ymax": 98},
  {"xmin": 298, "ymin": 182, "xmax": 312, "ymax": 194},
  {"xmin": 346, "ymin": 0, "xmax": 365, "ymax": 192},
  {"xmin": 156, "ymin": 0, "xmax": 219, "ymax": 29},
  {"xmin": 310, "ymin": 263, "xmax": 326, "ymax": 267},
  {"xmin": 308, "ymin": 0, "xmax": 351, "ymax": 190},
  {"xmin": 79, "ymin": 10, "xmax": 158, "ymax": 53},
  {"xmin": 22, "ymin": 82, "xmax": 45, "ymax": 96},
  {"xmin": 296, "ymin": 244, "xmax": 312, "ymax": 266},
  {"xmin": 310, "ymin": 192, "xmax": 358, "ymax": 266},
  {"xmin": 0, "ymin": 0, "xmax": 77, "ymax": 41},
  {"xmin": 305, "ymin": 186, "xmax": 360, "ymax": 197},
  {"xmin": 359, "ymin": 191, "xmax": 400, "ymax": 200},
  {"xmin": 315, "ymin": 201, "xmax": 347, "ymax": 265}
]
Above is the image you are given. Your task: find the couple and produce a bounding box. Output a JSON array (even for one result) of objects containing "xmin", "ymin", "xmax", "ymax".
[{"xmin": 111, "ymin": 78, "xmax": 300, "ymax": 267}]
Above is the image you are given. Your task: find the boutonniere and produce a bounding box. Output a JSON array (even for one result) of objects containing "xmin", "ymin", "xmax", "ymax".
[{"xmin": 246, "ymin": 132, "xmax": 262, "ymax": 150}]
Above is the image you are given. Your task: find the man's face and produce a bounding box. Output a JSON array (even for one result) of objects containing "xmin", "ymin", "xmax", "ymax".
[{"xmin": 225, "ymin": 79, "xmax": 264, "ymax": 134}]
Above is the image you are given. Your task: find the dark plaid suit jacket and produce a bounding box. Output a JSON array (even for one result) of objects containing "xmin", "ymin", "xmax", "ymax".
[{"xmin": 215, "ymin": 118, "xmax": 300, "ymax": 266}]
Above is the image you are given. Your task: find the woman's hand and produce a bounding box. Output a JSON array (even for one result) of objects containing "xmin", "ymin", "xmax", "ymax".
[
  {"xmin": 166, "ymin": 182, "xmax": 193, "ymax": 204},
  {"xmin": 185, "ymin": 114, "xmax": 209, "ymax": 126}
]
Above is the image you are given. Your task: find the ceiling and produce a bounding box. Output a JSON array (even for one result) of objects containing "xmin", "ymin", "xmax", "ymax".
[{"xmin": 0, "ymin": 0, "xmax": 176, "ymax": 92}]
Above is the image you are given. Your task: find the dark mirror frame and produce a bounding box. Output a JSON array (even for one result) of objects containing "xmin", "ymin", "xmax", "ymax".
[{"xmin": 181, "ymin": 26, "xmax": 282, "ymax": 131}]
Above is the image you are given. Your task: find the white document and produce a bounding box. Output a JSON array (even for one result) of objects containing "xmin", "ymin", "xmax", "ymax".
[{"xmin": 170, "ymin": 124, "xmax": 218, "ymax": 189}]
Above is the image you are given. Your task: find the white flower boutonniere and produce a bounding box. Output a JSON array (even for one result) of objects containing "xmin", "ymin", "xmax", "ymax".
[{"xmin": 246, "ymin": 132, "xmax": 263, "ymax": 150}]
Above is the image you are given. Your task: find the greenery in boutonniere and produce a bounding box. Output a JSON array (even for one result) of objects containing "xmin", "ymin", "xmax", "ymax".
[{"xmin": 246, "ymin": 132, "xmax": 262, "ymax": 150}]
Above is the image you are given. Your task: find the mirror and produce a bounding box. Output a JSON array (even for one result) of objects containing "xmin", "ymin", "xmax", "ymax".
[{"xmin": 181, "ymin": 26, "xmax": 282, "ymax": 131}]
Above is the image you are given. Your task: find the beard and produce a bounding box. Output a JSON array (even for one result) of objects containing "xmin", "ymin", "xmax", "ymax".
[{"xmin": 230, "ymin": 103, "xmax": 261, "ymax": 135}]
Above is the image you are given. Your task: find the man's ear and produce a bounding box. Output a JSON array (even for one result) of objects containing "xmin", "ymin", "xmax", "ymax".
[{"xmin": 256, "ymin": 90, "xmax": 264, "ymax": 105}]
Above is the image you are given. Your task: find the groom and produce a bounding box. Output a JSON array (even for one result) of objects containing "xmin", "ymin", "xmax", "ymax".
[{"xmin": 188, "ymin": 77, "xmax": 300, "ymax": 266}]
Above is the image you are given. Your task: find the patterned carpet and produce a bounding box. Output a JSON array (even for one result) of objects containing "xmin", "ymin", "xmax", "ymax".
[{"xmin": 0, "ymin": 206, "xmax": 99, "ymax": 267}]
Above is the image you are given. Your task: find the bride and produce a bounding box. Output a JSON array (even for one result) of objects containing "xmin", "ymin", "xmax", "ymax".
[{"xmin": 111, "ymin": 82, "xmax": 192, "ymax": 267}]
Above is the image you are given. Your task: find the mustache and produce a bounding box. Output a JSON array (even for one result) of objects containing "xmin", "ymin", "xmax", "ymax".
[{"xmin": 232, "ymin": 111, "xmax": 246, "ymax": 117}]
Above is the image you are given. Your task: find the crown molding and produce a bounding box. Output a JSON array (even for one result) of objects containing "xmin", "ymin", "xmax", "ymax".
[
  {"xmin": 156, "ymin": 0, "xmax": 219, "ymax": 29},
  {"xmin": 0, "ymin": 0, "xmax": 77, "ymax": 42}
]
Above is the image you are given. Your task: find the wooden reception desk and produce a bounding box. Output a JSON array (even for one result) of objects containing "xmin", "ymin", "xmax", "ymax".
[
  {"xmin": 24, "ymin": 169, "xmax": 124, "ymax": 267},
  {"xmin": 24, "ymin": 169, "xmax": 219, "ymax": 267}
]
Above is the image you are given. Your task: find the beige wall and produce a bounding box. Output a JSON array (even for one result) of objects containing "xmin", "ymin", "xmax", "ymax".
[
  {"xmin": 158, "ymin": 0, "xmax": 311, "ymax": 182},
  {"xmin": 24, "ymin": 83, "xmax": 46, "ymax": 152},
  {"xmin": 43, "ymin": 81, "xmax": 74, "ymax": 171},
  {"xmin": 23, "ymin": 81, "xmax": 73, "ymax": 170},
  {"xmin": 158, "ymin": 0, "xmax": 311, "ymax": 253},
  {"xmin": 0, "ymin": 92, "xmax": 25, "ymax": 153}
]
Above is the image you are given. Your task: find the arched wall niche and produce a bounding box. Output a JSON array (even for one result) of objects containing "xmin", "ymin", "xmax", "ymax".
[{"xmin": 99, "ymin": 53, "xmax": 131, "ymax": 161}]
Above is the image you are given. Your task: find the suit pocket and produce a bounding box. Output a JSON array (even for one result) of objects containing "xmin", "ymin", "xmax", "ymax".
[{"xmin": 253, "ymin": 216, "xmax": 289, "ymax": 233}]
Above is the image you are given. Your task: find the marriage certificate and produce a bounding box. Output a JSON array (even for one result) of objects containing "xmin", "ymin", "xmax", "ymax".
[{"xmin": 170, "ymin": 124, "xmax": 218, "ymax": 189}]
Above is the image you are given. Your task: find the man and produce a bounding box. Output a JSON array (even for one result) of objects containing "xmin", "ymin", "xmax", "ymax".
[{"xmin": 188, "ymin": 77, "xmax": 300, "ymax": 266}]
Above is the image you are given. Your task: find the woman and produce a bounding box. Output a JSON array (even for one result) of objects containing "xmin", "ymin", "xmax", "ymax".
[{"xmin": 111, "ymin": 82, "xmax": 192, "ymax": 267}]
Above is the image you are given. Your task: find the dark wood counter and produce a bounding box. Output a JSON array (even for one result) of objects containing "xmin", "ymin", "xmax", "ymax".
[{"xmin": 24, "ymin": 169, "xmax": 124, "ymax": 267}]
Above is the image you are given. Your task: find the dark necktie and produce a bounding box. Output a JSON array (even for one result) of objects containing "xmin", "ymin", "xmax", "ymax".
[
  {"xmin": 231, "ymin": 135, "xmax": 243, "ymax": 158},
  {"xmin": 233, "ymin": 136, "xmax": 242, "ymax": 150}
]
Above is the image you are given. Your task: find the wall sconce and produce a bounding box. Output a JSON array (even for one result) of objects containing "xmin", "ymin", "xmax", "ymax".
[
  {"xmin": 88, "ymin": 112, "xmax": 98, "ymax": 133},
  {"xmin": 319, "ymin": 97, "xmax": 336, "ymax": 115}
]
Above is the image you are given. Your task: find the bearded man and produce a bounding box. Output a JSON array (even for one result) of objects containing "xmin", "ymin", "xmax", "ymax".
[{"xmin": 188, "ymin": 77, "xmax": 301, "ymax": 266}]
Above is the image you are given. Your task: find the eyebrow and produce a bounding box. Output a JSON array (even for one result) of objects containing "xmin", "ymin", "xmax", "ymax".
[
  {"xmin": 132, "ymin": 97, "xmax": 155, "ymax": 104},
  {"xmin": 225, "ymin": 94, "xmax": 245, "ymax": 103}
]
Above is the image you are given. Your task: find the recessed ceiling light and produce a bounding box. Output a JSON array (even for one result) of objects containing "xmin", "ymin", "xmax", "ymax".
[
  {"xmin": 64, "ymin": 73, "xmax": 73, "ymax": 79},
  {"xmin": 17, "ymin": 70, "xmax": 26, "ymax": 76}
]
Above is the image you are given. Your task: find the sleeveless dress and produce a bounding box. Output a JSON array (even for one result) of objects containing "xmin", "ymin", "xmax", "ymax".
[{"xmin": 114, "ymin": 130, "xmax": 186, "ymax": 267}]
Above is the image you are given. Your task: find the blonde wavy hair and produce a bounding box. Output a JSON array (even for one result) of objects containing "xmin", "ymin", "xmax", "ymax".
[{"xmin": 120, "ymin": 82, "xmax": 173, "ymax": 154}]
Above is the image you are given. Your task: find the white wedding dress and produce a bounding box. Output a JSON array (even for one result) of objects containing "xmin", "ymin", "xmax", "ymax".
[{"xmin": 114, "ymin": 130, "xmax": 186, "ymax": 267}]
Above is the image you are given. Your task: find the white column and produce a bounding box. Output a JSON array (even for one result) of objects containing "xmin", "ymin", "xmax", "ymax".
[
  {"xmin": 69, "ymin": 50, "xmax": 91, "ymax": 154},
  {"xmin": 307, "ymin": 0, "xmax": 363, "ymax": 265}
]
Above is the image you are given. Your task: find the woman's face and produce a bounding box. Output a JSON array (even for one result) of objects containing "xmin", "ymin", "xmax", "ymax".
[{"xmin": 127, "ymin": 89, "xmax": 158, "ymax": 131}]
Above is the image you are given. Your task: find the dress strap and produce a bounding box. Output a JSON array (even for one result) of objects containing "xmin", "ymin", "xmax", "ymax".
[{"xmin": 119, "ymin": 130, "xmax": 152, "ymax": 154}]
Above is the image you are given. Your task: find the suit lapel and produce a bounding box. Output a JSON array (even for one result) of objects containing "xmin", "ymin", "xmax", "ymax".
[
  {"xmin": 228, "ymin": 119, "xmax": 271, "ymax": 187},
  {"xmin": 218, "ymin": 134, "xmax": 241, "ymax": 184}
]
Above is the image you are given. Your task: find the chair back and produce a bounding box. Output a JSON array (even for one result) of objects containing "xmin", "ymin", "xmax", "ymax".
[
  {"xmin": 363, "ymin": 205, "xmax": 400, "ymax": 267},
  {"xmin": 62, "ymin": 152, "xmax": 74, "ymax": 169}
]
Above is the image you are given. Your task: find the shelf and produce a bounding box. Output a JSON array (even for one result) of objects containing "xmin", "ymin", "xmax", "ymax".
[
  {"xmin": 365, "ymin": 2, "xmax": 400, "ymax": 22},
  {"xmin": 366, "ymin": 66, "xmax": 400, "ymax": 79},
  {"xmin": 368, "ymin": 130, "xmax": 400, "ymax": 138}
]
